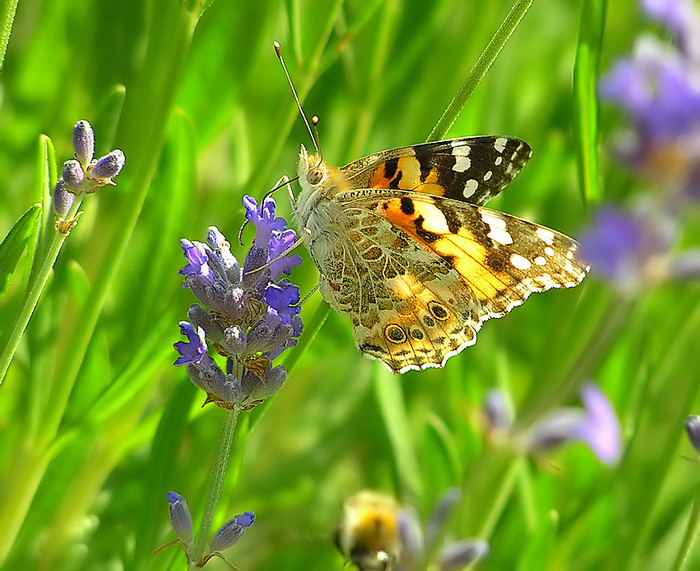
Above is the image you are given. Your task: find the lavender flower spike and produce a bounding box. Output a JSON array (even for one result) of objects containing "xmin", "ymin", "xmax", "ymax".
[{"xmin": 174, "ymin": 196, "xmax": 303, "ymax": 410}]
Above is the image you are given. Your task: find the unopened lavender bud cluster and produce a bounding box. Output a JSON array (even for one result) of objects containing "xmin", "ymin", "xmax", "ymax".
[
  {"xmin": 53, "ymin": 120, "xmax": 125, "ymax": 233},
  {"xmin": 174, "ymin": 196, "xmax": 303, "ymax": 410}
]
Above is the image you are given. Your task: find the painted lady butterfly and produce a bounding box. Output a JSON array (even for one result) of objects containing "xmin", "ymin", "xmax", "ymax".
[
  {"xmin": 293, "ymin": 136, "xmax": 588, "ymax": 374},
  {"xmin": 275, "ymin": 43, "xmax": 587, "ymax": 374}
]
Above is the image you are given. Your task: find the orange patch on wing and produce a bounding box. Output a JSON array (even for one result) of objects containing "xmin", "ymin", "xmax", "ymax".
[
  {"xmin": 379, "ymin": 198, "xmax": 513, "ymax": 301},
  {"xmin": 434, "ymin": 232, "xmax": 514, "ymax": 300},
  {"xmin": 370, "ymin": 158, "xmax": 445, "ymax": 195}
]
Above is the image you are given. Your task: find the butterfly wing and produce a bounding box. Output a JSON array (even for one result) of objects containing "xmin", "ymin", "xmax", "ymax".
[
  {"xmin": 314, "ymin": 189, "xmax": 587, "ymax": 374},
  {"xmin": 340, "ymin": 137, "xmax": 532, "ymax": 206}
]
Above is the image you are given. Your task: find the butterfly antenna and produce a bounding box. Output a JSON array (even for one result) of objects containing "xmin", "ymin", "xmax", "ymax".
[
  {"xmin": 274, "ymin": 41, "xmax": 321, "ymax": 156},
  {"xmin": 311, "ymin": 115, "xmax": 324, "ymax": 165}
]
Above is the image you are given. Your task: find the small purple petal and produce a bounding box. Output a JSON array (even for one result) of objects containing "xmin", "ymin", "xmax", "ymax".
[
  {"xmin": 268, "ymin": 229, "xmax": 303, "ymax": 279},
  {"xmin": 167, "ymin": 491, "xmax": 194, "ymax": 546},
  {"xmin": 525, "ymin": 409, "xmax": 585, "ymax": 453},
  {"xmin": 179, "ymin": 239, "xmax": 215, "ymax": 286},
  {"xmin": 397, "ymin": 509, "xmax": 424, "ymax": 564},
  {"xmin": 642, "ymin": 0, "xmax": 700, "ymax": 41},
  {"xmin": 264, "ymin": 281, "xmax": 301, "ymax": 323},
  {"xmin": 174, "ymin": 322, "xmax": 207, "ymax": 366},
  {"xmin": 244, "ymin": 195, "xmax": 287, "ymax": 246},
  {"xmin": 600, "ymin": 36, "xmax": 700, "ymax": 140}
]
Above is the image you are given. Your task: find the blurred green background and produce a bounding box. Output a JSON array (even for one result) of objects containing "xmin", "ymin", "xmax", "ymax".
[{"xmin": 2, "ymin": 0, "xmax": 700, "ymax": 569}]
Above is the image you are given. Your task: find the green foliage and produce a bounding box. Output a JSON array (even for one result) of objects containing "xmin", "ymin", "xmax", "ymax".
[{"xmin": 1, "ymin": 0, "xmax": 699, "ymax": 570}]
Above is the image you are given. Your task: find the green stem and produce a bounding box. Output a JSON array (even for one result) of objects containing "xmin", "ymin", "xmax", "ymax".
[
  {"xmin": 192, "ymin": 407, "xmax": 240, "ymax": 566},
  {"xmin": 426, "ymin": 0, "xmax": 533, "ymax": 142}
]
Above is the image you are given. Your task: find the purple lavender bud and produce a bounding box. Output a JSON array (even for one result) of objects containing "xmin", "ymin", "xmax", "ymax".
[
  {"xmin": 685, "ymin": 416, "xmax": 700, "ymax": 453},
  {"xmin": 483, "ymin": 389, "xmax": 513, "ymax": 434},
  {"xmin": 438, "ymin": 539, "xmax": 489, "ymax": 570},
  {"xmin": 72, "ymin": 120, "xmax": 94, "ymax": 166},
  {"xmin": 91, "ymin": 149, "xmax": 125, "ymax": 180},
  {"xmin": 397, "ymin": 509, "xmax": 424, "ymax": 564},
  {"xmin": 425, "ymin": 488, "xmax": 461, "ymax": 547},
  {"xmin": 166, "ymin": 491, "xmax": 194, "ymax": 546},
  {"xmin": 61, "ymin": 160, "xmax": 84, "ymax": 190},
  {"xmin": 208, "ymin": 511, "xmax": 255, "ymax": 553},
  {"xmin": 53, "ymin": 179, "xmax": 75, "ymax": 219}
]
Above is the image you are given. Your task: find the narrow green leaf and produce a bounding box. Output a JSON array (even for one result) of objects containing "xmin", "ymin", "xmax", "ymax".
[
  {"xmin": 0, "ymin": 0, "xmax": 18, "ymax": 71},
  {"xmin": 573, "ymin": 0, "xmax": 606, "ymax": 204},
  {"xmin": 0, "ymin": 205, "xmax": 42, "ymax": 302}
]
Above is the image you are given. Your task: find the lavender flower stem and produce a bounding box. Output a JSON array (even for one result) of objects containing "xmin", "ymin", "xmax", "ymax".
[
  {"xmin": 192, "ymin": 406, "xmax": 241, "ymax": 565},
  {"xmin": 0, "ymin": 191, "xmax": 83, "ymax": 384}
]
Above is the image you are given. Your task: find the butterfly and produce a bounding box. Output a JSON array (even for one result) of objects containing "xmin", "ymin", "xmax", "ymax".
[{"xmin": 292, "ymin": 135, "xmax": 588, "ymax": 374}]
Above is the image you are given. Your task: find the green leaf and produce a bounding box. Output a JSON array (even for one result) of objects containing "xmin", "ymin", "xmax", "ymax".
[{"xmin": 0, "ymin": 204, "xmax": 42, "ymax": 302}]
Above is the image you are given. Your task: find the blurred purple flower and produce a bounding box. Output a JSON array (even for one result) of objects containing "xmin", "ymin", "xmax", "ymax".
[
  {"xmin": 525, "ymin": 383, "xmax": 622, "ymax": 466},
  {"xmin": 578, "ymin": 202, "xmax": 700, "ymax": 291},
  {"xmin": 599, "ymin": 0, "xmax": 700, "ymax": 200},
  {"xmin": 573, "ymin": 383, "xmax": 622, "ymax": 466},
  {"xmin": 395, "ymin": 488, "xmax": 489, "ymax": 570}
]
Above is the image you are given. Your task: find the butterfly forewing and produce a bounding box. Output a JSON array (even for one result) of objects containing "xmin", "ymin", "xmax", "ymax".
[{"xmin": 340, "ymin": 136, "xmax": 532, "ymax": 206}]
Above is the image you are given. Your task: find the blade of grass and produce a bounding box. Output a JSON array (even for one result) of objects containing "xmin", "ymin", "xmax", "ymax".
[
  {"xmin": 573, "ymin": 0, "xmax": 606, "ymax": 204},
  {"xmin": 0, "ymin": 0, "xmax": 18, "ymax": 70},
  {"xmin": 426, "ymin": 0, "xmax": 532, "ymax": 142}
]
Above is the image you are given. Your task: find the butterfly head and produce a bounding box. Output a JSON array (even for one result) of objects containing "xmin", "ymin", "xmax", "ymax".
[{"xmin": 298, "ymin": 144, "xmax": 333, "ymax": 190}]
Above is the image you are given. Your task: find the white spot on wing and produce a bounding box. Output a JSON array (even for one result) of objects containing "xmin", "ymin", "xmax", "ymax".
[
  {"xmin": 484, "ymin": 170, "xmax": 492, "ymax": 181},
  {"xmin": 495, "ymin": 156, "xmax": 503, "ymax": 166},
  {"xmin": 534, "ymin": 256, "xmax": 547, "ymax": 266},
  {"xmin": 450, "ymin": 141, "xmax": 472, "ymax": 155},
  {"xmin": 489, "ymin": 227, "xmax": 513, "ymax": 245},
  {"xmin": 536, "ymin": 227, "xmax": 555, "ymax": 245},
  {"xmin": 453, "ymin": 154, "xmax": 471, "ymax": 172},
  {"xmin": 510, "ymin": 254, "xmax": 532, "ymax": 270},
  {"xmin": 463, "ymin": 179, "xmax": 479, "ymax": 198},
  {"xmin": 494, "ymin": 137, "xmax": 508, "ymax": 153},
  {"xmin": 481, "ymin": 212, "xmax": 512, "ymax": 245},
  {"xmin": 544, "ymin": 246, "xmax": 555, "ymax": 256}
]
